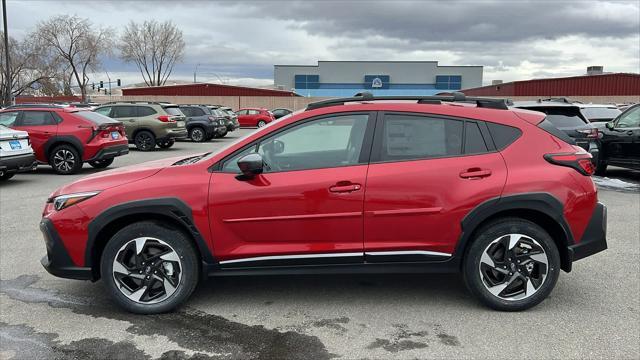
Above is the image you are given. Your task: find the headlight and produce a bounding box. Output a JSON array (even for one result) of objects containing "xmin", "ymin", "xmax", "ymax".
[{"xmin": 50, "ymin": 191, "xmax": 100, "ymax": 211}]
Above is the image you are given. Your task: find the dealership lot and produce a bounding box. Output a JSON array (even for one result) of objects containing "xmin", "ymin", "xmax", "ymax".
[{"xmin": 0, "ymin": 129, "xmax": 638, "ymax": 359}]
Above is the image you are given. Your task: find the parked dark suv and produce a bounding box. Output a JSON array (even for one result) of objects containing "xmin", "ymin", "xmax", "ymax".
[
  {"xmin": 178, "ymin": 105, "xmax": 227, "ymax": 142},
  {"xmin": 514, "ymin": 99, "xmax": 600, "ymax": 164},
  {"xmin": 40, "ymin": 92, "xmax": 606, "ymax": 314},
  {"xmin": 593, "ymin": 103, "xmax": 640, "ymax": 174}
]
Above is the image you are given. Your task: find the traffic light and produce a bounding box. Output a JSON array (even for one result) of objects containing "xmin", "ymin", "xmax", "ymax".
[
  {"xmin": 116, "ymin": 79, "xmax": 121, "ymax": 87},
  {"xmin": 99, "ymin": 81, "xmax": 103, "ymax": 88},
  {"xmin": 92, "ymin": 83, "xmax": 95, "ymax": 90}
]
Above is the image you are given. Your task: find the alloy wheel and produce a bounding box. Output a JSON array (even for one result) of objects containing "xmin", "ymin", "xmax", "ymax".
[
  {"xmin": 257, "ymin": 120, "xmax": 266, "ymax": 127},
  {"xmin": 479, "ymin": 234, "xmax": 548, "ymax": 301},
  {"xmin": 112, "ymin": 237, "xmax": 182, "ymax": 304},
  {"xmin": 191, "ymin": 128, "xmax": 204, "ymax": 142},
  {"xmin": 53, "ymin": 149, "xmax": 76, "ymax": 173},
  {"xmin": 136, "ymin": 133, "xmax": 153, "ymax": 150}
]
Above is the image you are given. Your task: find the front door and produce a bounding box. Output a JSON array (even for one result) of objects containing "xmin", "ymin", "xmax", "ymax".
[
  {"xmin": 363, "ymin": 113, "xmax": 508, "ymax": 262},
  {"xmin": 607, "ymin": 106, "xmax": 640, "ymax": 167},
  {"xmin": 208, "ymin": 112, "xmax": 374, "ymax": 267}
]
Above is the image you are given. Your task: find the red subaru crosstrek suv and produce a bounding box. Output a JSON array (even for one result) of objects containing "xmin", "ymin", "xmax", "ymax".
[
  {"xmin": 235, "ymin": 107, "xmax": 275, "ymax": 128},
  {"xmin": 0, "ymin": 107, "xmax": 128, "ymax": 174},
  {"xmin": 40, "ymin": 93, "xmax": 607, "ymax": 314}
]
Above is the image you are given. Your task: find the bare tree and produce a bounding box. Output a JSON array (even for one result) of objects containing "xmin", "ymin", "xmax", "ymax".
[
  {"xmin": 36, "ymin": 15, "xmax": 113, "ymax": 102},
  {"xmin": 0, "ymin": 31, "xmax": 59, "ymax": 104},
  {"xmin": 119, "ymin": 20, "xmax": 185, "ymax": 87}
]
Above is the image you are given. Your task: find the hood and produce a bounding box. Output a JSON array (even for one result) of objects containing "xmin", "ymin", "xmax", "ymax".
[{"xmin": 51, "ymin": 155, "xmax": 190, "ymax": 197}]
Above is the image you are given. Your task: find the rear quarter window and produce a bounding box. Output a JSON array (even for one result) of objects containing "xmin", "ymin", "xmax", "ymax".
[
  {"xmin": 163, "ymin": 107, "xmax": 184, "ymax": 116},
  {"xmin": 486, "ymin": 122, "xmax": 522, "ymax": 150}
]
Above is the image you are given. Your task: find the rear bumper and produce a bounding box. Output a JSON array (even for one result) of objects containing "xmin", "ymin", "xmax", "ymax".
[
  {"xmin": 568, "ymin": 202, "xmax": 607, "ymax": 264},
  {"xmin": 40, "ymin": 218, "xmax": 93, "ymax": 280},
  {"xmin": 165, "ymin": 128, "xmax": 188, "ymax": 139},
  {"xmin": 0, "ymin": 153, "xmax": 37, "ymax": 173},
  {"xmin": 86, "ymin": 144, "xmax": 129, "ymax": 162}
]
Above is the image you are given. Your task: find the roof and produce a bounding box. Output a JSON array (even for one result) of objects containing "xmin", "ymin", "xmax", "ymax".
[
  {"xmin": 122, "ymin": 82, "xmax": 298, "ymax": 97},
  {"xmin": 463, "ymin": 73, "xmax": 640, "ymax": 96}
]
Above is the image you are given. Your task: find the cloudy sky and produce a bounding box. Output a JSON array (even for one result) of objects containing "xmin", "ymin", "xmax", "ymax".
[{"xmin": 6, "ymin": 0, "xmax": 640, "ymax": 87}]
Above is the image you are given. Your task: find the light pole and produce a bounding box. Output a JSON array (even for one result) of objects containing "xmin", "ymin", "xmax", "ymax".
[
  {"xmin": 2, "ymin": 0, "xmax": 11, "ymax": 106},
  {"xmin": 105, "ymin": 70, "xmax": 112, "ymax": 101},
  {"xmin": 193, "ymin": 63, "xmax": 200, "ymax": 83}
]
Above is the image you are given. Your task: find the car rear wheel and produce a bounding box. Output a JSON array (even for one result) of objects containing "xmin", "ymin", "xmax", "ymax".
[
  {"xmin": 463, "ymin": 218, "xmax": 560, "ymax": 311},
  {"xmin": 189, "ymin": 127, "xmax": 206, "ymax": 142},
  {"xmin": 134, "ymin": 131, "xmax": 156, "ymax": 151},
  {"xmin": 257, "ymin": 120, "xmax": 267, "ymax": 127},
  {"xmin": 101, "ymin": 221, "xmax": 199, "ymax": 314},
  {"xmin": 49, "ymin": 145, "xmax": 83, "ymax": 175},
  {"xmin": 217, "ymin": 128, "xmax": 228, "ymax": 138},
  {"xmin": 157, "ymin": 139, "xmax": 175, "ymax": 149},
  {"xmin": 88, "ymin": 158, "xmax": 114, "ymax": 169}
]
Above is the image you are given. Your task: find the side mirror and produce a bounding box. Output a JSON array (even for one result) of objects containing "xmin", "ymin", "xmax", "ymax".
[
  {"xmin": 237, "ymin": 153, "xmax": 264, "ymax": 178},
  {"xmin": 606, "ymin": 121, "xmax": 614, "ymax": 130}
]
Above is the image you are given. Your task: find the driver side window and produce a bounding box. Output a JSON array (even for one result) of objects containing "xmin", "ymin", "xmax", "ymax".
[
  {"xmin": 221, "ymin": 114, "xmax": 369, "ymax": 173},
  {"xmin": 617, "ymin": 107, "xmax": 640, "ymax": 128}
]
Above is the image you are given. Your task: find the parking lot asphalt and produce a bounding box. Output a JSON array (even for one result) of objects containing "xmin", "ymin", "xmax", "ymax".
[{"xmin": 1, "ymin": 128, "xmax": 639, "ymax": 359}]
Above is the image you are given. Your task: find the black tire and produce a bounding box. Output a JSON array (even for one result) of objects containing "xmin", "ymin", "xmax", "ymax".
[
  {"xmin": 463, "ymin": 217, "xmax": 560, "ymax": 311},
  {"xmin": 595, "ymin": 161, "xmax": 607, "ymax": 176},
  {"xmin": 157, "ymin": 138, "xmax": 175, "ymax": 149},
  {"xmin": 0, "ymin": 172, "xmax": 15, "ymax": 181},
  {"xmin": 257, "ymin": 120, "xmax": 267, "ymax": 128},
  {"xmin": 134, "ymin": 131, "xmax": 156, "ymax": 151},
  {"xmin": 100, "ymin": 221, "xmax": 199, "ymax": 314},
  {"xmin": 189, "ymin": 127, "xmax": 207, "ymax": 142},
  {"xmin": 88, "ymin": 158, "xmax": 114, "ymax": 169},
  {"xmin": 217, "ymin": 128, "xmax": 228, "ymax": 138},
  {"xmin": 49, "ymin": 144, "xmax": 83, "ymax": 175}
]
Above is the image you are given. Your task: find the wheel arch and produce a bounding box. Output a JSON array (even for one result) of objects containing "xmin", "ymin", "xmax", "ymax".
[
  {"xmin": 86, "ymin": 198, "xmax": 215, "ymax": 280},
  {"xmin": 455, "ymin": 193, "xmax": 574, "ymax": 272},
  {"xmin": 43, "ymin": 136, "xmax": 84, "ymax": 160}
]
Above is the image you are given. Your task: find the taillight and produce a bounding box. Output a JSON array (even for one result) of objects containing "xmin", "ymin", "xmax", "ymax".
[
  {"xmin": 157, "ymin": 115, "xmax": 176, "ymax": 123},
  {"xmin": 208, "ymin": 116, "xmax": 216, "ymax": 122},
  {"xmin": 544, "ymin": 148, "xmax": 595, "ymax": 176},
  {"xmin": 577, "ymin": 128, "xmax": 599, "ymax": 138}
]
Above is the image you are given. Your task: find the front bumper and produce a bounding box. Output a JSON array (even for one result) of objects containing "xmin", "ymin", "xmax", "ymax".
[
  {"xmin": 568, "ymin": 202, "xmax": 607, "ymax": 264},
  {"xmin": 40, "ymin": 218, "xmax": 93, "ymax": 280},
  {"xmin": 86, "ymin": 144, "xmax": 129, "ymax": 162},
  {"xmin": 0, "ymin": 153, "xmax": 37, "ymax": 173}
]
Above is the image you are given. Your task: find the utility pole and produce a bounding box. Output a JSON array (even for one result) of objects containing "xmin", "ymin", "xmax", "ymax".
[
  {"xmin": 105, "ymin": 70, "xmax": 112, "ymax": 101},
  {"xmin": 2, "ymin": 0, "xmax": 11, "ymax": 106}
]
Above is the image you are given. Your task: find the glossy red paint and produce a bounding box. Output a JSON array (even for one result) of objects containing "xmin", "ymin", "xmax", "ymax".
[
  {"xmin": 41, "ymin": 100, "xmax": 599, "ymax": 271},
  {"xmin": 235, "ymin": 108, "xmax": 275, "ymax": 127},
  {"xmin": 0, "ymin": 107, "xmax": 128, "ymax": 163}
]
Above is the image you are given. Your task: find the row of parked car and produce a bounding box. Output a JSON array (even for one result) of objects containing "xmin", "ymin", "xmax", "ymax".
[
  {"xmin": 0, "ymin": 102, "xmax": 294, "ymax": 179},
  {"xmin": 512, "ymin": 98, "xmax": 639, "ymax": 175}
]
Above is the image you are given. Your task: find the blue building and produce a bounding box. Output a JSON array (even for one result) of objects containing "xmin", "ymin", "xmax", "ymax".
[{"xmin": 274, "ymin": 61, "xmax": 483, "ymax": 97}]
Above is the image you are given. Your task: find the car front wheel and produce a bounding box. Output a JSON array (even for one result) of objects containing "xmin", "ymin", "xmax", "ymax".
[
  {"xmin": 257, "ymin": 120, "xmax": 267, "ymax": 127},
  {"xmin": 463, "ymin": 218, "xmax": 560, "ymax": 311},
  {"xmin": 101, "ymin": 221, "xmax": 199, "ymax": 314},
  {"xmin": 88, "ymin": 158, "xmax": 114, "ymax": 169},
  {"xmin": 157, "ymin": 139, "xmax": 175, "ymax": 149},
  {"xmin": 189, "ymin": 127, "xmax": 206, "ymax": 142}
]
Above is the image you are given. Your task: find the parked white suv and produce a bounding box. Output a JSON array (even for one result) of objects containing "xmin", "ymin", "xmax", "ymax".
[{"xmin": 0, "ymin": 125, "xmax": 37, "ymax": 181}]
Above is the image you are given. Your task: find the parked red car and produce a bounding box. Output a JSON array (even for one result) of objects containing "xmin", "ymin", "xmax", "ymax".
[
  {"xmin": 0, "ymin": 107, "xmax": 128, "ymax": 174},
  {"xmin": 40, "ymin": 93, "xmax": 606, "ymax": 314},
  {"xmin": 235, "ymin": 107, "xmax": 275, "ymax": 127}
]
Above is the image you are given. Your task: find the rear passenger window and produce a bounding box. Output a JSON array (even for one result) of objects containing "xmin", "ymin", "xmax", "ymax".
[
  {"xmin": 137, "ymin": 106, "xmax": 157, "ymax": 117},
  {"xmin": 112, "ymin": 106, "xmax": 137, "ymax": 118},
  {"xmin": 190, "ymin": 107, "xmax": 205, "ymax": 116},
  {"xmin": 464, "ymin": 122, "xmax": 488, "ymax": 154},
  {"xmin": 487, "ymin": 122, "xmax": 522, "ymax": 149},
  {"xmin": 381, "ymin": 114, "xmax": 463, "ymax": 161},
  {"xmin": 20, "ymin": 111, "xmax": 56, "ymax": 126}
]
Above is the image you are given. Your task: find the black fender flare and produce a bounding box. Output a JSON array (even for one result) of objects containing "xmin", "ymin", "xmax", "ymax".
[
  {"xmin": 43, "ymin": 136, "xmax": 84, "ymax": 159},
  {"xmin": 453, "ymin": 192, "xmax": 574, "ymax": 270},
  {"xmin": 85, "ymin": 198, "xmax": 216, "ymax": 271}
]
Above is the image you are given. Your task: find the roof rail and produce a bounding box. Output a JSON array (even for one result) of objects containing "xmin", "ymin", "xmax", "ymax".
[
  {"xmin": 305, "ymin": 91, "xmax": 509, "ymax": 111},
  {"xmin": 100, "ymin": 101, "xmax": 175, "ymax": 106}
]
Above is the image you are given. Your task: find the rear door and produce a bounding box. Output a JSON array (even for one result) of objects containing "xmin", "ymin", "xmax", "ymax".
[
  {"xmin": 111, "ymin": 106, "xmax": 139, "ymax": 138},
  {"xmin": 13, "ymin": 110, "xmax": 59, "ymax": 161},
  {"xmin": 363, "ymin": 112, "xmax": 508, "ymax": 261}
]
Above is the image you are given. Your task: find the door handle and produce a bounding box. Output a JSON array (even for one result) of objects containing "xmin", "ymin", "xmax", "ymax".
[
  {"xmin": 627, "ymin": 130, "xmax": 634, "ymax": 135},
  {"xmin": 329, "ymin": 181, "xmax": 362, "ymax": 193},
  {"xmin": 460, "ymin": 168, "xmax": 492, "ymax": 179}
]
